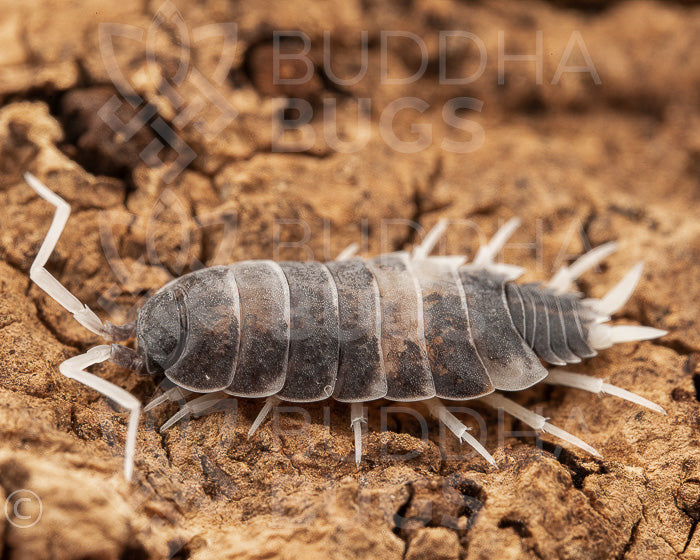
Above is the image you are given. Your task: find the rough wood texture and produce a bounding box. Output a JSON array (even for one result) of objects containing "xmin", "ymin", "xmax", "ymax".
[{"xmin": 0, "ymin": 0, "xmax": 699, "ymax": 558}]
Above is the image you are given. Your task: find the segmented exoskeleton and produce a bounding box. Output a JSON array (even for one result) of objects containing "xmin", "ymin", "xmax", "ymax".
[{"xmin": 24, "ymin": 173, "xmax": 667, "ymax": 480}]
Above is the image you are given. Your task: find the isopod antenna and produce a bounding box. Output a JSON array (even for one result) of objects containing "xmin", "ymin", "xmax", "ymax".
[{"xmin": 24, "ymin": 172, "xmax": 141, "ymax": 481}]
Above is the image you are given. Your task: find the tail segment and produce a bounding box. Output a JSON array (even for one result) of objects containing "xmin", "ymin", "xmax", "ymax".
[
  {"xmin": 582, "ymin": 263, "xmax": 666, "ymax": 349},
  {"xmin": 506, "ymin": 283, "xmax": 596, "ymax": 365},
  {"xmin": 506, "ymin": 245, "xmax": 666, "ymax": 362}
]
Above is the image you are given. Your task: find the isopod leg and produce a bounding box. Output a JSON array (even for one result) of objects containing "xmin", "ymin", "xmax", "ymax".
[
  {"xmin": 337, "ymin": 244, "xmax": 368, "ymax": 467},
  {"xmin": 587, "ymin": 324, "xmax": 667, "ymax": 350},
  {"xmin": 248, "ymin": 395, "xmax": 282, "ymax": 438},
  {"xmin": 547, "ymin": 242, "xmax": 618, "ymax": 294},
  {"xmin": 424, "ymin": 398, "xmax": 497, "ymax": 467},
  {"xmin": 336, "ymin": 243, "xmax": 359, "ymax": 261},
  {"xmin": 109, "ymin": 344, "xmax": 145, "ymax": 372},
  {"xmin": 480, "ymin": 393, "xmax": 602, "ymax": 458},
  {"xmin": 350, "ymin": 402, "xmax": 366, "ymax": 466},
  {"xmin": 58, "ymin": 345, "xmax": 141, "ymax": 481},
  {"xmin": 545, "ymin": 369, "xmax": 666, "ymax": 414},
  {"xmin": 144, "ymin": 384, "xmax": 193, "ymax": 412},
  {"xmin": 160, "ymin": 393, "xmax": 231, "ymax": 432},
  {"xmin": 577, "ymin": 260, "xmax": 667, "ymax": 349},
  {"xmin": 24, "ymin": 173, "xmax": 131, "ymax": 340},
  {"xmin": 412, "ymin": 218, "xmax": 449, "ymax": 260},
  {"xmin": 583, "ymin": 262, "xmax": 644, "ymax": 315},
  {"xmin": 470, "ymin": 218, "xmax": 525, "ymax": 279}
]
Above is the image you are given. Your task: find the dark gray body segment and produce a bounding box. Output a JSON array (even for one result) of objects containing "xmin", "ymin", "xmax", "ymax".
[
  {"xmin": 325, "ymin": 260, "xmax": 387, "ymax": 402},
  {"xmin": 138, "ymin": 289, "xmax": 186, "ymax": 375},
  {"xmin": 159, "ymin": 266, "xmax": 240, "ymax": 392},
  {"xmin": 367, "ymin": 253, "xmax": 435, "ymax": 401},
  {"xmin": 558, "ymin": 295, "xmax": 597, "ymax": 358},
  {"xmin": 276, "ymin": 262, "xmax": 340, "ymax": 402},
  {"xmin": 521, "ymin": 287, "xmax": 538, "ymax": 348},
  {"xmin": 545, "ymin": 294, "xmax": 581, "ymax": 363},
  {"xmin": 505, "ymin": 283, "xmax": 526, "ymax": 340},
  {"xmin": 530, "ymin": 290, "xmax": 567, "ymax": 366},
  {"xmin": 511, "ymin": 284, "xmax": 596, "ymax": 363},
  {"xmin": 224, "ymin": 261, "xmax": 290, "ymax": 397},
  {"xmin": 459, "ymin": 269, "xmax": 548, "ymax": 391},
  {"xmin": 414, "ymin": 261, "xmax": 493, "ymax": 399}
]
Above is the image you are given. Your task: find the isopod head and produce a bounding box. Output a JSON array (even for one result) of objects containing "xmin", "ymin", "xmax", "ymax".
[{"xmin": 136, "ymin": 287, "xmax": 187, "ymax": 375}]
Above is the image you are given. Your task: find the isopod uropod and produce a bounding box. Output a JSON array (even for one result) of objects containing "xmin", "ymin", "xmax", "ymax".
[{"xmin": 23, "ymin": 172, "xmax": 667, "ymax": 481}]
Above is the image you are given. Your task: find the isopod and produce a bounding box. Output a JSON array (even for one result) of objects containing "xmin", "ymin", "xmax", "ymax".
[{"xmin": 23, "ymin": 172, "xmax": 667, "ymax": 480}]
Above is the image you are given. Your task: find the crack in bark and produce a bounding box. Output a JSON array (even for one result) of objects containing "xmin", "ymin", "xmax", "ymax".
[
  {"xmin": 683, "ymin": 519, "xmax": 698, "ymax": 554},
  {"xmin": 639, "ymin": 499, "xmax": 682, "ymax": 558},
  {"xmin": 618, "ymin": 517, "xmax": 641, "ymax": 560}
]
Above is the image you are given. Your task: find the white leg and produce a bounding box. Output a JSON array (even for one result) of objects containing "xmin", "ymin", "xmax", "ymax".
[
  {"xmin": 548, "ymin": 242, "xmax": 618, "ymax": 294},
  {"xmin": 472, "ymin": 217, "xmax": 521, "ymax": 266},
  {"xmin": 25, "ymin": 172, "xmax": 109, "ymax": 338},
  {"xmin": 424, "ymin": 397, "xmax": 497, "ymax": 467},
  {"xmin": 336, "ymin": 243, "xmax": 359, "ymax": 261},
  {"xmin": 247, "ymin": 395, "xmax": 281, "ymax": 438},
  {"xmin": 412, "ymin": 218, "xmax": 449, "ymax": 260},
  {"xmin": 571, "ymin": 259, "xmax": 667, "ymax": 349},
  {"xmin": 480, "ymin": 393, "xmax": 602, "ymax": 458},
  {"xmin": 350, "ymin": 402, "xmax": 366, "ymax": 466},
  {"xmin": 160, "ymin": 392, "xmax": 230, "ymax": 432},
  {"xmin": 59, "ymin": 345, "xmax": 141, "ymax": 481},
  {"xmin": 587, "ymin": 324, "xmax": 667, "ymax": 350},
  {"xmin": 545, "ymin": 369, "xmax": 665, "ymax": 414},
  {"xmin": 583, "ymin": 262, "xmax": 644, "ymax": 315},
  {"xmin": 143, "ymin": 385, "xmax": 193, "ymax": 412},
  {"xmin": 470, "ymin": 218, "xmax": 525, "ymax": 279}
]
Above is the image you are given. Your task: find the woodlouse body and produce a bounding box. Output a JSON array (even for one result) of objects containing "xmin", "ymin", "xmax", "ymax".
[
  {"xmin": 137, "ymin": 256, "xmax": 596, "ymax": 403},
  {"xmin": 24, "ymin": 173, "xmax": 668, "ymax": 481}
]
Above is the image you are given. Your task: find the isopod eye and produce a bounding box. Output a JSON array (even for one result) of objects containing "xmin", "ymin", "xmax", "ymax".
[{"xmin": 136, "ymin": 287, "xmax": 188, "ymax": 374}]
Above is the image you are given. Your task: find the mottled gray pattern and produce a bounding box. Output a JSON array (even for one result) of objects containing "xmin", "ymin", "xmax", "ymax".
[
  {"xmin": 325, "ymin": 260, "xmax": 387, "ymax": 402},
  {"xmin": 276, "ymin": 262, "xmax": 339, "ymax": 402},
  {"xmin": 414, "ymin": 260, "xmax": 493, "ymax": 399},
  {"xmin": 135, "ymin": 253, "xmax": 597, "ymax": 402},
  {"xmin": 365, "ymin": 253, "xmax": 435, "ymax": 401},
  {"xmin": 139, "ymin": 266, "xmax": 240, "ymax": 392},
  {"xmin": 459, "ymin": 270, "xmax": 548, "ymax": 391},
  {"xmin": 224, "ymin": 261, "xmax": 290, "ymax": 397}
]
